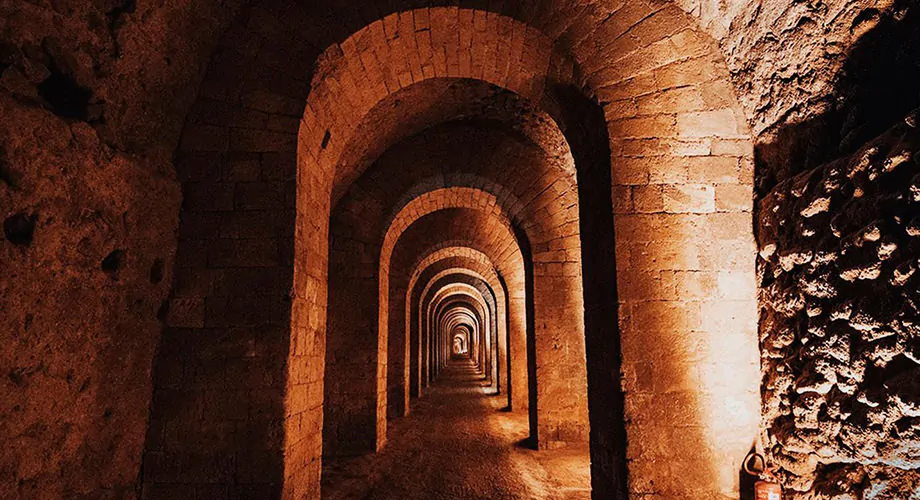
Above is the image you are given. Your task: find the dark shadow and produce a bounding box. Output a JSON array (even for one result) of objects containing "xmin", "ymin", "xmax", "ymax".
[
  {"xmin": 755, "ymin": 0, "xmax": 920, "ymax": 197},
  {"xmin": 497, "ymin": 272, "xmax": 514, "ymax": 411},
  {"xmin": 512, "ymin": 225, "xmax": 540, "ymax": 451},
  {"xmin": 514, "ymin": 437, "xmax": 537, "ymax": 449},
  {"xmin": 552, "ymin": 84, "xmax": 629, "ymax": 499}
]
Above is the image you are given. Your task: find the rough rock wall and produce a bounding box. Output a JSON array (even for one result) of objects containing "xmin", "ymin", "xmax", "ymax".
[
  {"xmin": 757, "ymin": 111, "xmax": 920, "ymax": 497},
  {"xmin": 751, "ymin": 2, "xmax": 920, "ymax": 496},
  {"xmin": 717, "ymin": 0, "xmax": 901, "ymax": 137},
  {"xmin": 0, "ymin": 94, "xmax": 180, "ymax": 499},
  {"xmin": 0, "ymin": 0, "xmax": 240, "ymax": 497},
  {"xmin": 749, "ymin": 0, "xmax": 920, "ymax": 194}
]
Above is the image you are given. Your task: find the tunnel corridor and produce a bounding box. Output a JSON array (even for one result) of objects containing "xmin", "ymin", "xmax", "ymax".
[
  {"xmin": 5, "ymin": 1, "xmax": 920, "ymax": 499},
  {"xmin": 322, "ymin": 358, "xmax": 590, "ymax": 500}
]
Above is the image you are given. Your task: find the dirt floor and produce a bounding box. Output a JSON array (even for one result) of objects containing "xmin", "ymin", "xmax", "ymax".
[{"xmin": 321, "ymin": 359, "xmax": 591, "ymax": 500}]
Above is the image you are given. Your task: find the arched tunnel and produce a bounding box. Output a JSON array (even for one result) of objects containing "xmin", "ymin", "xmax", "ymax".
[{"xmin": 2, "ymin": 1, "xmax": 920, "ymax": 499}]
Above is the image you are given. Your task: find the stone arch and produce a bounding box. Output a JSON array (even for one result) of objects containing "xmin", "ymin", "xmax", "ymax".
[
  {"xmin": 407, "ymin": 248, "xmax": 512, "ymax": 401},
  {"xmin": 412, "ymin": 248, "xmax": 500, "ymax": 286},
  {"xmin": 429, "ymin": 282, "xmax": 493, "ymax": 383},
  {"xmin": 381, "ymin": 189, "xmax": 590, "ymax": 453},
  {"xmin": 380, "ymin": 187, "xmax": 516, "ymax": 269},
  {"xmin": 445, "ymin": 311, "xmax": 476, "ymax": 359},
  {"xmin": 323, "ymin": 105, "xmax": 582, "ymax": 446},
  {"xmin": 436, "ymin": 298, "xmax": 482, "ymax": 369},
  {"xmin": 444, "ymin": 307, "xmax": 478, "ymax": 359},
  {"xmin": 383, "ymin": 208, "xmax": 539, "ymax": 428},
  {"xmin": 452, "ymin": 326, "xmax": 470, "ymax": 357},
  {"xmin": 284, "ymin": 3, "xmax": 750, "ymax": 489},
  {"xmin": 433, "ymin": 288, "xmax": 487, "ymax": 344},
  {"xmin": 299, "ymin": 9, "xmax": 566, "ymax": 203},
  {"xmin": 324, "ymin": 184, "xmax": 524, "ymax": 455},
  {"xmin": 377, "ymin": 188, "xmax": 516, "ymax": 414},
  {"xmin": 304, "ymin": 14, "xmax": 587, "ymax": 484},
  {"xmin": 441, "ymin": 305, "xmax": 480, "ymax": 357},
  {"xmin": 380, "ymin": 201, "xmax": 587, "ymax": 448},
  {"xmin": 423, "ymin": 280, "xmax": 494, "ymax": 401},
  {"xmin": 149, "ymin": 5, "xmax": 751, "ymax": 500},
  {"xmin": 418, "ymin": 267, "xmax": 503, "ymax": 388}
]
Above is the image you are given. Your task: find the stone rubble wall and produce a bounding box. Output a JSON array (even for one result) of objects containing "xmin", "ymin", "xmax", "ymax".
[
  {"xmin": 0, "ymin": 1, "xmax": 240, "ymax": 497},
  {"xmin": 757, "ymin": 110, "xmax": 920, "ymax": 498}
]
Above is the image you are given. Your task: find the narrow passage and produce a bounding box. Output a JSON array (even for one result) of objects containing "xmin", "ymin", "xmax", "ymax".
[{"xmin": 322, "ymin": 359, "xmax": 590, "ymax": 500}]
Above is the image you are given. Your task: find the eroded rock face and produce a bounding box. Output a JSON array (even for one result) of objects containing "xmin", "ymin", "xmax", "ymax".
[
  {"xmin": 0, "ymin": 0, "xmax": 242, "ymax": 155},
  {"xmin": 741, "ymin": 0, "xmax": 920, "ymax": 199},
  {"xmin": 757, "ymin": 110, "xmax": 920, "ymax": 497},
  {"xmin": 0, "ymin": 0, "xmax": 239, "ymax": 497},
  {"xmin": 720, "ymin": 0, "xmax": 903, "ymax": 137},
  {"xmin": 0, "ymin": 93, "xmax": 180, "ymax": 498}
]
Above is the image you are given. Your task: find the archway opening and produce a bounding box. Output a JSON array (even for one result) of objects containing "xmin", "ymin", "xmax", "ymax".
[{"xmin": 140, "ymin": 5, "xmax": 761, "ymax": 499}]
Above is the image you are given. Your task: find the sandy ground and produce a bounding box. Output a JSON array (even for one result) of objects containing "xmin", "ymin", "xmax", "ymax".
[{"xmin": 322, "ymin": 359, "xmax": 591, "ymax": 500}]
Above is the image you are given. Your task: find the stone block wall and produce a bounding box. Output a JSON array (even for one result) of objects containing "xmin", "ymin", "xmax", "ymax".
[
  {"xmin": 142, "ymin": 147, "xmax": 296, "ymax": 498},
  {"xmin": 605, "ymin": 48, "xmax": 761, "ymax": 500},
  {"xmin": 141, "ymin": 6, "xmax": 311, "ymax": 495}
]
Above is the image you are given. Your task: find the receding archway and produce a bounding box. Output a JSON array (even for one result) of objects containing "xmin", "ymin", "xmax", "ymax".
[
  {"xmin": 143, "ymin": 5, "xmax": 761, "ymax": 499},
  {"xmin": 290, "ymin": 8, "xmax": 759, "ymax": 498}
]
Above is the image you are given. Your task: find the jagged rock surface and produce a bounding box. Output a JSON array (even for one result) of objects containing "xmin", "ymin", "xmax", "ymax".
[{"xmin": 758, "ymin": 110, "xmax": 920, "ymax": 497}]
